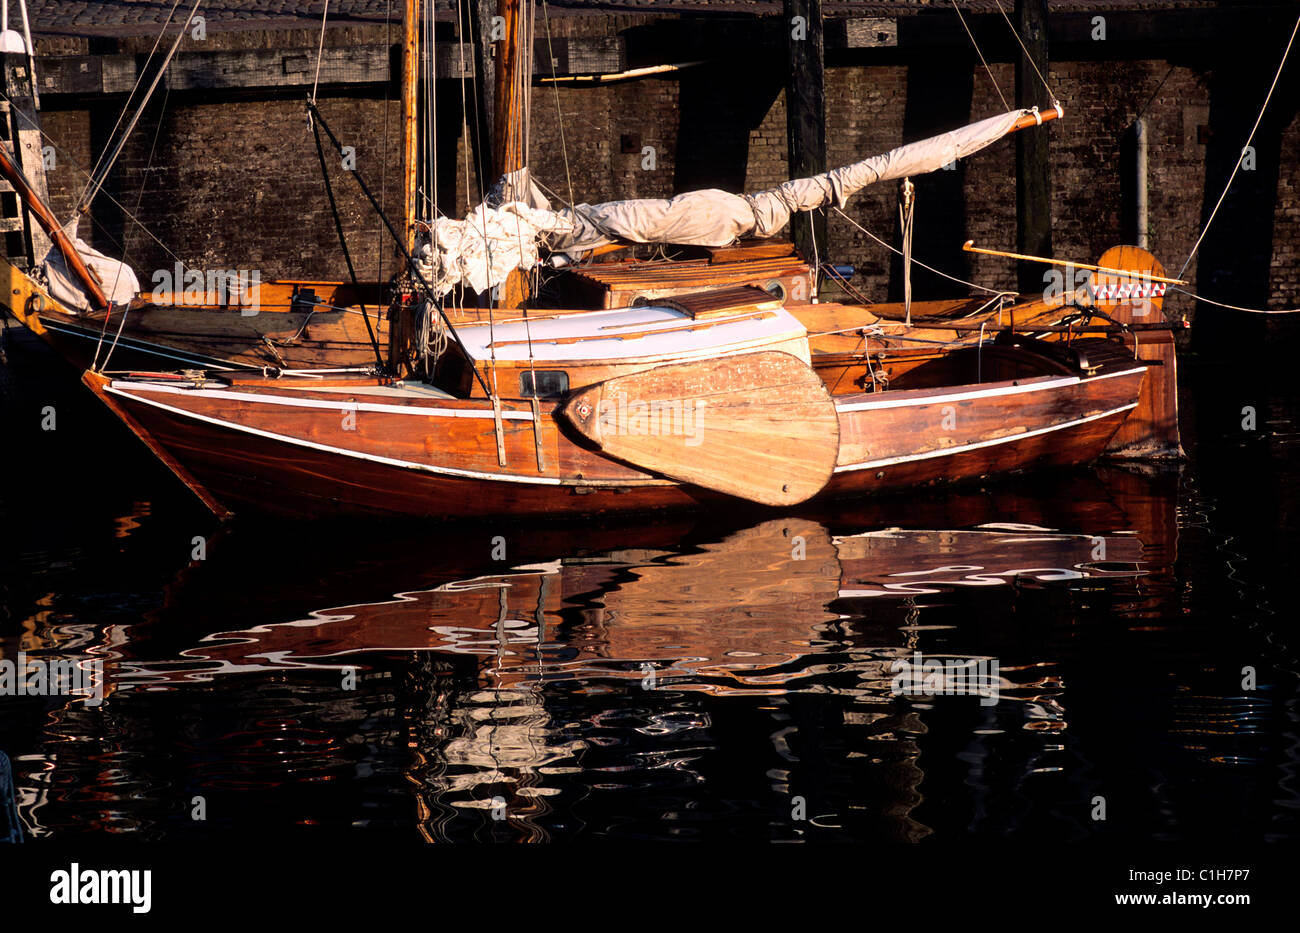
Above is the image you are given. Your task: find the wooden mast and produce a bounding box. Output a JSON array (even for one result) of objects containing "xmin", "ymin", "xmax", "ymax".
[
  {"xmin": 493, "ymin": 0, "xmax": 525, "ymax": 184},
  {"xmin": 494, "ymin": 0, "xmax": 529, "ymax": 310},
  {"xmin": 401, "ymin": 0, "xmax": 419, "ymax": 256}
]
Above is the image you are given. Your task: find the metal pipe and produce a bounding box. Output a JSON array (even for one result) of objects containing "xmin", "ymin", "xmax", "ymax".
[{"xmin": 1134, "ymin": 117, "xmax": 1148, "ymax": 249}]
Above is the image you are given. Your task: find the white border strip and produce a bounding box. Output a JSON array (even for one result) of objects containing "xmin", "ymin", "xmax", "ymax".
[{"xmin": 834, "ymin": 403, "xmax": 1138, "ymax": 473}]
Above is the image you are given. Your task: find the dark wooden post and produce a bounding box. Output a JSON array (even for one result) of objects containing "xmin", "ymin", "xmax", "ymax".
[
  {"xmin": 1015, "ymin": 0, "xmax": 1052, "ymax": 296},
  {"xmin": 785, "ymin": 0, "xmax": 827, "ymax": 279},
  {"xmin": 0, "ymin": 49, "xmax": 51, "ymax": 266},
  {"xmin": 464, "ymin": 0, "xmax": 497, "ymax": 202}
]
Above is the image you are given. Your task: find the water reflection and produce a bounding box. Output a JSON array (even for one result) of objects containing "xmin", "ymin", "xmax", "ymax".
[{"xmin": 9, "ymin": 455, "xmax": 1253, "ymax": 842}]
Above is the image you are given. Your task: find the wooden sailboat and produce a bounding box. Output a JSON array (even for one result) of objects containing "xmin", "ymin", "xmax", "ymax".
[
  {"xmin": 2, "ymin": 2, "xmax": 1156, "ymax": 519},
  {"xmin": 1, "ymin": 1, "xmax": 1175, "ymax": 469},
  {"xmin": 81, "ymin": 281, "xmax": 1147, "ymax": 520}
]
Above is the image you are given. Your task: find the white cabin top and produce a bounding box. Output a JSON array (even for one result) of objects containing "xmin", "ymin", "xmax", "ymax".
[{"xmin": 454, "ymin": 305, "xmax": 811, "ymax": 365}]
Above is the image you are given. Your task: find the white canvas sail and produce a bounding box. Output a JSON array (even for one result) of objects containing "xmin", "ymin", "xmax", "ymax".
[
  {"xmin": 40, "ymin": 221, "xmax": 140, "ymax": 312},
  {"xmin": 416, "ymin": 108, "xmax": 1039, "ymax": 297}
]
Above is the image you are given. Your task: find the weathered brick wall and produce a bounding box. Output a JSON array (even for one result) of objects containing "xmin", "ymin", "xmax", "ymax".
[
  {"xmin": 821, "ymin": 65, "xmax": 907, "ymax": 290},
  {"xmin": 30, "ymin": 21, "xmax": 1298, "ymax": 320},
  {"xmin": 1271, "ymin": 93, "xmax": 1300, "ymax": 311},
  {"xmin": 42, "ymin": 94, "xmax": 406, "ymax": 286}
]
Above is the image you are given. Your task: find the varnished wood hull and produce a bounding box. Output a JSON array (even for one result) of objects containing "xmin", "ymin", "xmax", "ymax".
[
  {"xmin": 31, "ymin": 304, "xmax": 388, "ymax": 372},
  {"xmin": 1, "ymin": 258, "xmax": 388, "ymax": 372},
  {"xmin": 85, "ymin": 354, "xmax": 1145, "ymax": 521}
]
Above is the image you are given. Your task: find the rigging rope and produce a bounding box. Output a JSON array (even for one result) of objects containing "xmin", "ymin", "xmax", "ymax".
[
  {"xmin": 541, "ymin": 0, "xmax": 576, "ymax": 207},
  {"xmin": 77, "ymin": 0, "xmax": 202, "ymax": 214},
  {"xmin": 1176, "ymin": 13, "xmax": 1299, "ymax": 285},
  {"xmin": 899, "ymin": 178, "xmax": 915, "ymax": 324},
  {"xmin": 309, "ymin": 112, "xmax": 386, "ymax": 368},
  {"xmin": 1171, "ymin": 287, "xmax": 1300, "ymax": 315},
  {"xmin": 0, "ymin": 90, "xmax": 186, "ymax": 268},
  {"xmin": 832, "ymin": 205, "xmax": 1006, "ymax": 296},
  {"xmin": 992, "ymin": 0, "xmax": 1057, "ymax": 104},
  {"xmin": 310, "ymin": 0, "xmax": 330, "ymax": 103},
  {"xmin": 78, "ymin": 0, "xmax": 183, "ymax": 209},
  {"xmin": 96, "ymin": 83, "xmax": 173, "ymax": 373},
  {"xmin": 950, "ymin": 0, "xmax": 1010, "ymax": 111}
]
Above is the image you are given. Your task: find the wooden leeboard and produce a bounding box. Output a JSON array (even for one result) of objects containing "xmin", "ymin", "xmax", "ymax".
[{"xmin": 562, "ymin": 351, "xmax": 840, "ymax": 506}]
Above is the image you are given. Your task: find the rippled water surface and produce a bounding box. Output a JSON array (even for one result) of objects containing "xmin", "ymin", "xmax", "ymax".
[{"xmin": 1, "ymin": 355, "xmax": 1297, "ymax": 843}]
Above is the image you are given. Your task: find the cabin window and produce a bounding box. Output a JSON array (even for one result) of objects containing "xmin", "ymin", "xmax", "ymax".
[
  {"xmin": 520, "ymin": 370, "xmax": 569, "ymax": 398},
  {"xmin": 762, "ymin": 280, "xmax": 787, "ymax": 302}
]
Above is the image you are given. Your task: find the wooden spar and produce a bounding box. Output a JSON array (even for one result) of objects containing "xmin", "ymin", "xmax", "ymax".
[
  {"xmin": 1011, "ymin": 104, "xmax": 1063, "ymax": 132},
  {"xmin": 401, "ymin": 0, "xmax": 419, "ymax": 254},
  {"xmin": 561, "ymin": 351, "xmax": 841, "ymax": 506},
  {"xmin": 961, "ymin": 241, "xmax": 1188, "ymax": 285},
  {"xmin": 0, "ymin": 142, "xmax": 110, "ymax": 313}
]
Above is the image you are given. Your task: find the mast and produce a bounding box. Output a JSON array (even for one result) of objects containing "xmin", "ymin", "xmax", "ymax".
[
  {"xmin": 493, "ymin": 0, "xmax": 525, "ymax": 186},
  {"xmin": 494, "ymin": 0, "xmax": 529, "ymax": 310},
  {"xmin": 401, "ymin": 0, "xmax": 419, "ymax": 255}
]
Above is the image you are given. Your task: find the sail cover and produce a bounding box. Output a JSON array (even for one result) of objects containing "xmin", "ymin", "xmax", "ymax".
[
  {"xmin": 41, "ymin": 225, "xmax": 140, "ymax": 312},
  {"xmin": 416, "ymin": 108, "xmax": 1031, "ymax": 297}
]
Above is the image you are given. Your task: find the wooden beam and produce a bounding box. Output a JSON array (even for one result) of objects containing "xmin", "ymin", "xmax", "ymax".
[
  {"xmin": 785, "ymin": 0, "xmax": 828, "ymax": 280},
  {"xmin": 1015, "ymin": 0, "xmax": 1053, "ymax": 296},
  {"xmin": 465, "ymin": 0, "xmax": 497, "ymax": 199}
]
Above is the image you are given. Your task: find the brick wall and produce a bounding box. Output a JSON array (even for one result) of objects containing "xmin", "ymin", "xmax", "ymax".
[{"xmin": 30, "ymin": 22, "xmax": 1299, "ymax": 320}]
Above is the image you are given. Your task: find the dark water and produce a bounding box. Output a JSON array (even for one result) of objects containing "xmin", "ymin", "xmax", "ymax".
[{"xmin": 1, "ymin": 345, "xmax": 1297, "ymax": 845}]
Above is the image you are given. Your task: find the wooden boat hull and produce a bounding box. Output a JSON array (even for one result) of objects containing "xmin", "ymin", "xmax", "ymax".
[
  {"xmin": 84, "ymin": 353, "xmax": 1145, "ymax": 520},
  {"xmin": 1, "ymin": 259, "xmax": 387, "ymax": 372},
  {"xmin": 29, "ymin": 305, "xmax": 388, "ymax": 372}
]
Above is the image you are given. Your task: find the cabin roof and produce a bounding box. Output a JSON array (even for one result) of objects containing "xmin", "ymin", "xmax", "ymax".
[{"xmin": 454, "ymin": 304, "xmax": 807, "ymax": 364}]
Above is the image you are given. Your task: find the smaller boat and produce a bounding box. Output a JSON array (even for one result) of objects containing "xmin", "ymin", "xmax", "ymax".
[{"xmin": 83, "ymin": 288, "xmax": 1147, "ymax": 521}]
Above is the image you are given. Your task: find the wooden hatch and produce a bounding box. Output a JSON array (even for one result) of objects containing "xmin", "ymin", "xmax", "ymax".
[{"xmin": 658, "ymin": 285, "xmax": 784, "ymax": 320}]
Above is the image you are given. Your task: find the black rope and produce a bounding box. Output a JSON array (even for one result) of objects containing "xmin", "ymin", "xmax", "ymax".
[
  {"xmin": 310, "ymin": 112, "xmax": 385, "ymax": 371},
  {"xmin": 306, "ymin": 99, "xmax": 493, "ymax": 398}
]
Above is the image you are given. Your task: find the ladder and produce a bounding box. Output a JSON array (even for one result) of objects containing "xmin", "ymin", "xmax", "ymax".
[{"xmin": 0, "ymin": 45, "xmax": 50, "ymax": 269}]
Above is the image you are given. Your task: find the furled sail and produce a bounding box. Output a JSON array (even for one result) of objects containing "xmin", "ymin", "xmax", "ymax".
[
  {"xmin": 41, "ymin": 222, "xmax": 140, "ymax": 312},
  {"xmin": 415, "ymin": 108, "xmax": 1043, "ymax": 297}
]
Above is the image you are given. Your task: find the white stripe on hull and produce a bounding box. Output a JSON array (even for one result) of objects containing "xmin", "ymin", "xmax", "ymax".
[
  {"xmin": 112, "ymin": 380, "xmax": 535, "ymax": 421},
  {"xmin": 833, "ymin": 367, "xmax": 1145, "ymax": 413},
  {"xmin": 105, "ymin": 385, "xmax": 566, "ymax": 485},
  {"xmin": 834, "ymin": 403, "xmax": 1138, "ymax": 473}
]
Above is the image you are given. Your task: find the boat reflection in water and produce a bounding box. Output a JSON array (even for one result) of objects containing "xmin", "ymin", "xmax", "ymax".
[{"xmin": 10, "ymin": 464, "xmax": 1159, "ymax": 841}]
